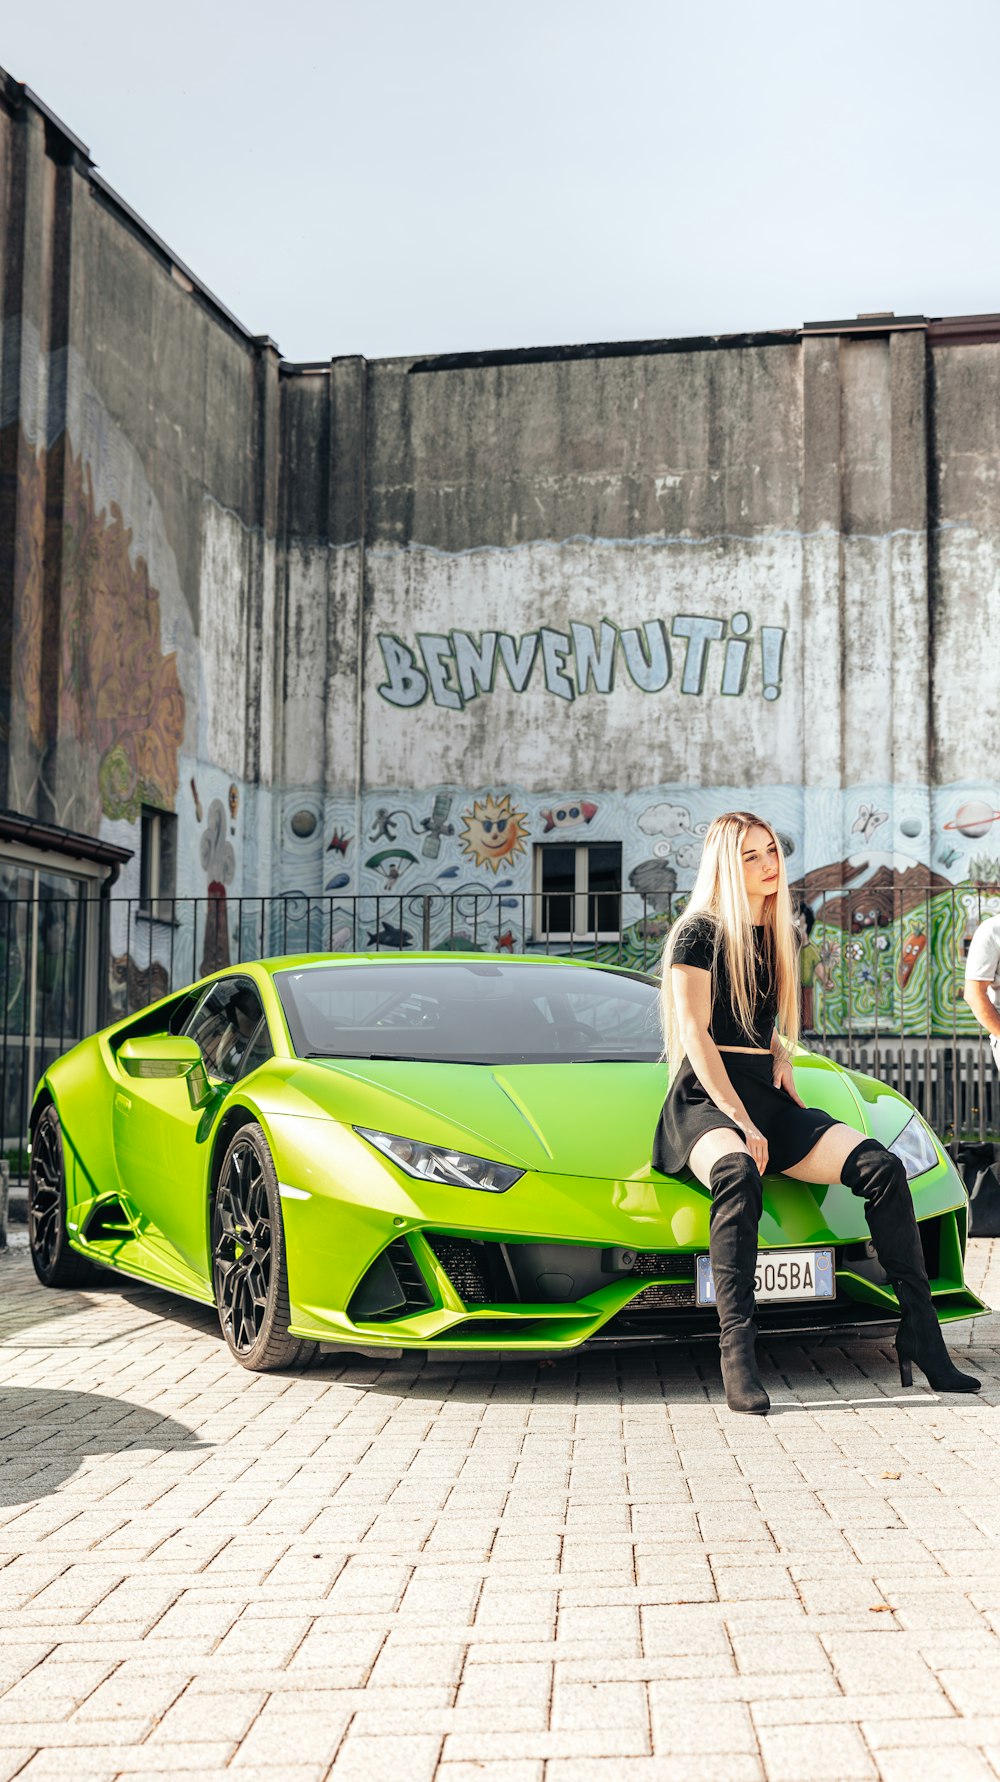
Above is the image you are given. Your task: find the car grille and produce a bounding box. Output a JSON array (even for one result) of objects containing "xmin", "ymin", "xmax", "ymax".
[
  {"xmin": 425, "ymin": 1233, "xmax": 701, "ymax": 1310},
  {"xmin": 424, "ymin": 1235, "xmax": 498, "ymax": 1304},
  {"xmin": 626, "ymin": 1282, "xmax": 696, "ymax": 1309},
  {"xmin": 632, "ymin": 1252, "xmax": 695, "ymax": 1279}
]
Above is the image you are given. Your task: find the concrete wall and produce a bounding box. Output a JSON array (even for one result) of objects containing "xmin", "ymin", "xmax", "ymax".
[{"xmin": 2, "ymin": 70, "xmax": 1000, "ymax": 1026}]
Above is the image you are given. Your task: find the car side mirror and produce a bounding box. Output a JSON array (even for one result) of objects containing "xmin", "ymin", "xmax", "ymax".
[{"xmin": 117, "ymin": 1036, "xmax": 213, "ymax": 1109}]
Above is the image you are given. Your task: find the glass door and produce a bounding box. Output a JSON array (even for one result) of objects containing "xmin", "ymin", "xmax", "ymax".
[{"xmin": 0, "ymin": 860, "xmax": 90, "ymax": 1160}]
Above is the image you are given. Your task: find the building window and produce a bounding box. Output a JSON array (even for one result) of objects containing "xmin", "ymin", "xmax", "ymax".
[
  {"xmin": 139, "ymin": 807, "xmax": 177, "ymax": 919},
  {"xmin": 533, "ymin": 842, "xmax": 622, "ymax": 940}
]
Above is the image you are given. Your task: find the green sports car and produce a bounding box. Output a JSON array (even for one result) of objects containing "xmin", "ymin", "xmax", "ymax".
[{"xmin": 27, "ymin": 952, "xmax": 987, "ymax": 1370}]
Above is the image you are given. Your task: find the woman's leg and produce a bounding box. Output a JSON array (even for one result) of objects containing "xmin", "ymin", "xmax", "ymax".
[
  {"xmin": 784, "ymin": 1124, "xmax": 979, "ymax": 1393},
  {"xmin": 688, "ymin": 1130, "xmax": 769, "ymax": 1415}
]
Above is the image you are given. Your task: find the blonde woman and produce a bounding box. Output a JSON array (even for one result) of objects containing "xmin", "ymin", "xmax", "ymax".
[{"xmin": 655, "ymin": 811, "xmax": 979, "ymax": 1415}]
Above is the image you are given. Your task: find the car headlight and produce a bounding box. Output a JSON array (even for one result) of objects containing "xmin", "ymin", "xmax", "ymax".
[
  {"xmin": 888, "ymin": 1114, "xmax": 940, "ymax": 1180},
  {"xmin": 354, "ymin": 1127, "xmax": 524, "ymax": 1193}
]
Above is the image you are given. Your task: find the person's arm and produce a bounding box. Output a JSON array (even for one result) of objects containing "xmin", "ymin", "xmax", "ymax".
[
  {"xmin": 965, "ymin": 979, "xmax": 1000, "ymax": 1039},
  {"xmin": 770, "ymin": 1029, "xmax": 806, "ymax": 1106},
  {"xmin": 672, "ymin": 964, "xmax": 770, "ymax": 1173},
  {"xmin": 964, "ymin": 922, "xmax": 1000, "ymax": 1038}
]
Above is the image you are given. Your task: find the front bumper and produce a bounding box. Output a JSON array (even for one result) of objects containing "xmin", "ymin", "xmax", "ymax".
[
  {"xmin": 269, "ymin": 1117, "xmax": 987, "ymax": 1349},
  {"xmin": 286, "ymin": 1206, "xmax": 988, "ymax": 1352}
]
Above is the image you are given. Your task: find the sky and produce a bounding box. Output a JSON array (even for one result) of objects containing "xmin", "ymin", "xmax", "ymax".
[{"xmin": 3, "ymin": 0, "xmax": 999, "ymax": 362}]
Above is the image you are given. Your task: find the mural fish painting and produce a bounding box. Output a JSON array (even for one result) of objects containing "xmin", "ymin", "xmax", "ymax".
[{"xmin": 367, "ymin": 921, "xmax": 413, "ymax": 948}]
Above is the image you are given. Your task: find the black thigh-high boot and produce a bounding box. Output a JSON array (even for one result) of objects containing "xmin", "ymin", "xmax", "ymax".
[
  {"xmin": 841, "ymin": 1139, "xmax": 979, "ymax": 1393},
  {"xmin": 708, "ymin": 1153, "xmax": 769, "ymax": 1414}
]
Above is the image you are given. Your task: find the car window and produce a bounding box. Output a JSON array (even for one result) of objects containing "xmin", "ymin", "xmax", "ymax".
[
  {"xmin": 184, "ymin": 980, "xmax": 269, "ymax": 1084},
  {"xmin": 274, "ymin": 960, "xmax": 662, "ymax": 1063},
  {"xmin": 236, "ymin": 1018, "xmax": 274, "ymax": 1081},
  {"xmin": 166, "ymin": 988, "xmax": 203, "ymax": 1034}
]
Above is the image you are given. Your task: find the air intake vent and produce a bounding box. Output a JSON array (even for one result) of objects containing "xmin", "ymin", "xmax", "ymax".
[
  {"xmin": 81, "ymin": 1197, "xmax": 134, "ymax": 1242},
  {"xmin": 632, "ymin": 1252, "xmax": 695, "ymax": 1279},
  {"xmin": 424, "ymin": 1235, "xmax": 497, "ymax": 1304},
  {"xmin": 628, "ymin": 1282, "xmax": 696, "ymax": 1309},
  {"xmin": 348, "ymin": 1237, "xmax": 434, "ymax": 1324},
  {"xmin": 433, "ymin": 1319, "xmax": 541, "ymax": 1341}
]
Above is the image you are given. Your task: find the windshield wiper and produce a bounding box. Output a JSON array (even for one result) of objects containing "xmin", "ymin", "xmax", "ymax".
[
  {"xmin": 569, "ymin": 1053, "xmax": 659, "ymax": 1062},
  {"xmin": 305, "ymin": 1050, "xmax": 419, "ymax": 1061}
]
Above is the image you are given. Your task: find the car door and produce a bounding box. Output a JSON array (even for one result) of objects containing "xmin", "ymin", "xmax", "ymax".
[{"xmin": 112, "ymin": 976, "xmax": 271, "ymax": 1285}]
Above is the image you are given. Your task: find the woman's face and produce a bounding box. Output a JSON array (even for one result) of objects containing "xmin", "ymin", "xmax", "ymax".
[{"xmin": 740, "ymin": 825, "xmax": 780, "ymax": 903}]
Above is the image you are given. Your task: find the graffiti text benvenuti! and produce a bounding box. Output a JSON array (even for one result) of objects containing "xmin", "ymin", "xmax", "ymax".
[{"xmin": 376, "ymin": 613, "xmax": 787, "ymax": 709}]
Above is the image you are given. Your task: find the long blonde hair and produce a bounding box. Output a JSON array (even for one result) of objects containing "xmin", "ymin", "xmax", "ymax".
[{"xmin": 659, "ymin": 811, "xmax": 800, "ymax": 1075}]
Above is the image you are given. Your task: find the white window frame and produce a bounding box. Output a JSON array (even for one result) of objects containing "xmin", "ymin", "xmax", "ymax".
[
  {"xmin": 532, "ymin": 842, "xmax": 622, "ymax": 942},
  {"xmin": 139, "ymin": 807, "xmax": 177, "ymax": 921}
]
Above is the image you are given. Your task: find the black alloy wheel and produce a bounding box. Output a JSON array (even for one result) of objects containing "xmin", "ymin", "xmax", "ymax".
[
  {"xmin": 211, "ymin": 1122, "xmax": 315, "ymax": 1371},
  {"xmin": 28, "ymin": 1104, "xmax": 91, "ymax": 1288}
]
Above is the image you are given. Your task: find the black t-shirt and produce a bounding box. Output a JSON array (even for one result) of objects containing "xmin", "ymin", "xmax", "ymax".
[{"xmin": 671, "ymin": 915, "xmax": 777, "ymax": 1048}]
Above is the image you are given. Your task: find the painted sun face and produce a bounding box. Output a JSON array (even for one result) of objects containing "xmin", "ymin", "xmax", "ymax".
[{"xmin": 459, "ymin": 793, "xmax": 529, "ymax": 873}]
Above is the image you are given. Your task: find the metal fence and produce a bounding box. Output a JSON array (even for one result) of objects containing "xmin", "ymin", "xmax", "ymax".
[{"xmin": 2, "ymin": 882, "xmax": 1000, "ymax": 1164}]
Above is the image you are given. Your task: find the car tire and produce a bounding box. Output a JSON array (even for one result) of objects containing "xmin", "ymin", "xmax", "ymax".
[
  {"xmin": 28, "ymin": 1104, "xmax": 92, "ymax": 1289},
  {"xmin": 211, "ymin": 1121, "xmax": 316, "ymax": 1372}
]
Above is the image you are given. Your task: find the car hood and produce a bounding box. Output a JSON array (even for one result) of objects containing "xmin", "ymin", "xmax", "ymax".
[{"xmin": 283, "ymin": 1051, "xmax": 868, "ymax": 1180}]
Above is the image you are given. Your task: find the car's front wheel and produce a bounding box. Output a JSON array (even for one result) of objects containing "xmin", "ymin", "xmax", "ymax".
[
  {"xmin": 211, "ymin": 1122, "xmax": 316, "ymax": 1371},
  {"xmin": 28, "ymin": 1104, "xmax": 92, "ymax": 1288}
]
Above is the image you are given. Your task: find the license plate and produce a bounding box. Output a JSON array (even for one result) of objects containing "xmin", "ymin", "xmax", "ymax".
[{"xmin": 696, "ymin": 1248, "xmax": 835, "ymax": 1307}]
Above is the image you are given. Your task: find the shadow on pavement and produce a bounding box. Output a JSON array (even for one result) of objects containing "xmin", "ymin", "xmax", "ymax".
[
  {"xmin": 0, "ymin": 1250, "xmax": 221, "ymax": 1346},
  {"xmin": 107, "ymin": 1274, "xmax": 221, "ymax": 1339},
  {"xmin": 0, "ymin": 1385, "xmax": 210, "ymax": 1508},
  {"xmin": 341, "ymin": 1331, "xmax": 996, "ymax": 1409}
]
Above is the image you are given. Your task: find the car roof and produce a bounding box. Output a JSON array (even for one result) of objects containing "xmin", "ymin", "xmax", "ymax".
[{"xmin": 259, "ymin": 951, "xmax": 656, "ymax": 978}]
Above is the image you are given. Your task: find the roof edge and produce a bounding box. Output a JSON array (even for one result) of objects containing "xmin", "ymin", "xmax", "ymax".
[{"xmin": 0, "ymin": 809, "xmax": 133, "ymax": 867}]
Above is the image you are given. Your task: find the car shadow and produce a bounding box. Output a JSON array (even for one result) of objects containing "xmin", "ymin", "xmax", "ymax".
[
  {"xmin": 0, "ymin": 1250, "xmax": 223, "ymax": 1345},
  {"xmin": 331, "ymin": 1332, "xmax": 995, "ymax": 1408},
  {"xmin": 102, "ymin": 1274, "xmax": 222, "ymax": 1339},
  {"xmin": 0, "ymin": 1385, "xmax": 210, "ymax": 1508}
]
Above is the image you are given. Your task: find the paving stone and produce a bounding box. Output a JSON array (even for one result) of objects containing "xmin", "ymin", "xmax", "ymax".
[
  {"xmin": 756, "ymin": 1721, "xmax": 877, "ymax": 1777},
  {"xmin": 2, "ymin": 1245, "xmax": 1000, "ymax": 1778}
]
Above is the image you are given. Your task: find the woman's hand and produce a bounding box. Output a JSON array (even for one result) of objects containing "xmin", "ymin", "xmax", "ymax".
[
  {"xmin": 739, "ymin": 1122, "xmax": 769, "ymax": 1173},
  {"xmin": 773, "ymin": 1056, "xmax": 805, "ymax": 1106}
]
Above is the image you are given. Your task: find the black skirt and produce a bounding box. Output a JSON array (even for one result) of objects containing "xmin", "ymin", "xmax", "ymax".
[{"xmin": 652, "ymin": 1050, "xmax": 841, "ymax": 1177}]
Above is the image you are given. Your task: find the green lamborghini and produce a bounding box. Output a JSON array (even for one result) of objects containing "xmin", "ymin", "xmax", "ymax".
[{"xmin": 27, "ymin": 952, "xmax": 987, "ymax": 1370}]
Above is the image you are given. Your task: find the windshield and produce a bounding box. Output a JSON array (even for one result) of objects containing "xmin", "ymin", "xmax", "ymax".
[{"xmin": 274, "ymin": 959, "xmax": 662, "ymax": 1064}]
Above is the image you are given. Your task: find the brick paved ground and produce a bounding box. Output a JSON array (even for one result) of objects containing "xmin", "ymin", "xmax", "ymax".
[{"xmin": 2, "ymin": 1238, "xmax": 1000, "ymax": 1781}]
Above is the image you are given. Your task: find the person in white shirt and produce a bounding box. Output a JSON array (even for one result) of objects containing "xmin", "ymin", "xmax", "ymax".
[{"xmin": 963, "ymin": 914, "xmax": 1000, "ymax": 1065}]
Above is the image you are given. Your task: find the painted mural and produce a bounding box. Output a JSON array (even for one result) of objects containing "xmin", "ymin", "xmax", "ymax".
[
  {"xmin": 246, "ymin": 778, "xmax": 1000, "ymax": 1043},
  {"xmin": 5, "ymin": 423, "xmax": 186, "ymax": 834}
]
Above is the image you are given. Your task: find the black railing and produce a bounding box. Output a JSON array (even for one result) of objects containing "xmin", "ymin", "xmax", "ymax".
[{"xmin": 2, "ymin": 883, "xmax": 1000, "ymax": 1163}]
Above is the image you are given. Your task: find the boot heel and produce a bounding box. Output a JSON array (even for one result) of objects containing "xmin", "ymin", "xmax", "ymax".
[{"xmin": 896, "ymin": 1345, "xmax": 913, "ymax": 1388}]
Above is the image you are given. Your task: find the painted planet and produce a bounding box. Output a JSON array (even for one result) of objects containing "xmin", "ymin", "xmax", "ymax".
[
  {"xmin": 290, "ymin": 808, "xmax": 318, "ymax": 838},
  {"xmin": 943, "ymin": 800, "xmax": 1000, "ymax": 839},
  {"xmin": 900, "ymin": 818, "xmax": 921, "ymax": 838}
]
